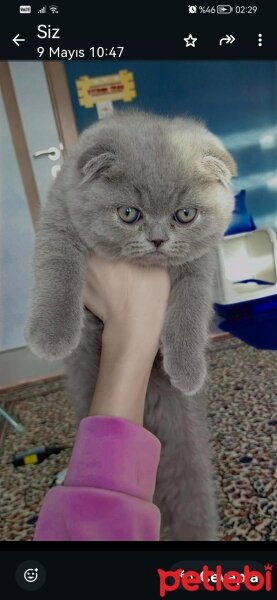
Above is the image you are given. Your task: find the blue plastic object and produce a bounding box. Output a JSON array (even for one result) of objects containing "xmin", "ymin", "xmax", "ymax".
[
  {"xmin": 214, "ymin": 295, "xmax": 277, "ymax": 350},
  {"xmin": 214, "ymin": 191, "xmax": 277, "ymax": 350},
  {"xmin": 234, "ymin": 279, "xmax": 274, "ymax": 286},
  {"xmin": 224, "ymin": 190, "xmax": 256, "ymax": 236}
]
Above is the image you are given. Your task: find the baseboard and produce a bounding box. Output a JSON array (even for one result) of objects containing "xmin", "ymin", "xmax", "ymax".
[{"xmin": 0, "ymin": 346, "xmax": 64, "ymax": 389}]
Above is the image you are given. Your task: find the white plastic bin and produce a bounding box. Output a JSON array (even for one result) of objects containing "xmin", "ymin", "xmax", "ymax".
[{"xmin": 214, "ymin": 228, "xmax": 277, "ymax": 305}]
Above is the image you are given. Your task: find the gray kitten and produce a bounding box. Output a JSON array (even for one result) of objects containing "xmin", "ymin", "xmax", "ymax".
[{"xmin": 24, "ymin": 109, "xmax": 236, "ymax": 540}]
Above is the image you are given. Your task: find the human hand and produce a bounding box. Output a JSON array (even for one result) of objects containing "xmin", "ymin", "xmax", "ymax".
[
  {"xmin": 83, "ymin": 253, "xmax": 170, "ymax": 349},
  {"xmin": 83, "ymin": 254, "xmax": 171, "ymax": 423}
]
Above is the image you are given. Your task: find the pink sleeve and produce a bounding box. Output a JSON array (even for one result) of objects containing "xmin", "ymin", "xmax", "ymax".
[{"xmin": 34, "ymin": 415, "xmax": 161, "ymax": 541}]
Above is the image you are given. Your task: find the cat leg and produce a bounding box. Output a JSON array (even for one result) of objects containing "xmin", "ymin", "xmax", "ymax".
[
  {"xmin": 24, "ymin": 200, "xmax": 87, "ymax": 361},
  {"xmin": 161, "ymin": 251, "xmax": 216, "ymax": 396},
  {"xmin": 151, "ymin": 390, "xmax": 218, "ymax": 541}
]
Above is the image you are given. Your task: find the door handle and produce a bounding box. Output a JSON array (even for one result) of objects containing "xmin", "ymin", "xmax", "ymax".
[{"xmin": 33, "ymin": 144, "xmax": 63, "ymax": 161}]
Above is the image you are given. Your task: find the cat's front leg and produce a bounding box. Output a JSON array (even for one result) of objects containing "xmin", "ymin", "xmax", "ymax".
[
  {"xmin": 161, "ymin": 252, "xmax": 215, "ymax": 395},
  {"xmin": 24, "ymin": 223, "xmax": 86, "ymax": 361}
]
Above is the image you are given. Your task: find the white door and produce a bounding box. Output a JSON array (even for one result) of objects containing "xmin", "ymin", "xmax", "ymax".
[{"xmin": 0, "ymin": 62, "xmax": 65, "ymax": 385}]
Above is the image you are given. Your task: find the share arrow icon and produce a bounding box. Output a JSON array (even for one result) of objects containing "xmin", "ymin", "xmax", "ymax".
[{"xmin": 219, "ymin": 34, "xmax": 235, "ymax": 46}]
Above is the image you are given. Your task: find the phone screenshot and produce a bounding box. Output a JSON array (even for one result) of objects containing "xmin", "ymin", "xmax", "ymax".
[{"xmin": 0, "ymin": 1, "xmax": 276, "ymax": 596}]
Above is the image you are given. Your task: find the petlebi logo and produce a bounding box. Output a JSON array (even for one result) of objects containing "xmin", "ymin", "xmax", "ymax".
[{"xmin": 157, "ymin": 561, "xmax": 273, "ymax": 595}]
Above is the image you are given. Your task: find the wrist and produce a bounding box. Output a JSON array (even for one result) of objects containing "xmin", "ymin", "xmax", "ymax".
[
  {"xmin": 102, "ymin": 318, "xmax": 160, "ymax": 359},
  {"xmin": 89, "ymin": 320, "xmax": 158, "ymax": 425}
]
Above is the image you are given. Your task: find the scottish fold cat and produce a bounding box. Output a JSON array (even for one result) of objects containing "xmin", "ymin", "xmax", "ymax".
[{"xmin": 25, "ymin": 110, "xmax": 236, "ymax": 540}]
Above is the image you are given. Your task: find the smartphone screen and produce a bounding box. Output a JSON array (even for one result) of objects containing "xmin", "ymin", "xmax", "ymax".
[{"xmin": 0, "ymin": 1, "xmax": 276, "ymax": 596}]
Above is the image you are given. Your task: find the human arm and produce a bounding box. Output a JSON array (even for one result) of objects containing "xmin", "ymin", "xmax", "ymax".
[{"xmin": 34, "ymin": 256, "xmax": 170, "ymax": 541}]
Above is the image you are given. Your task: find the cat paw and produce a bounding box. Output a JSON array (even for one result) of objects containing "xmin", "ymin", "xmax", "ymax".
[
  {"xmin": 163, "ymin": 352, "xmax": 207, "ymax": 395},
  {"xmin": 24, "ymin": 314, "xmax": 82, "ymax": 361}
]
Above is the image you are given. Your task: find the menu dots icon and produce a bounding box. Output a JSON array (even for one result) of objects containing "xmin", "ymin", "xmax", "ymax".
[{"xmin": 258, "ymin": 33, "xmax": 262, "ymax": 47}]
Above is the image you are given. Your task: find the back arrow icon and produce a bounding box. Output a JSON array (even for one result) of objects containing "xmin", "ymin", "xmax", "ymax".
[
  {"xmin": 219, "ymin": 34, "xmax": 235, "ymax": 46},
  {"xmin": 13, "ymin": 34, "xmax": 26, "ymax": 46}
]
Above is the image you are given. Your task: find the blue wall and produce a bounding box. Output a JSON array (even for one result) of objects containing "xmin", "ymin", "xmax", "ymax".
[{"xmin": 65, "ymin": 61, "xmax": 277, "ymax": 229}]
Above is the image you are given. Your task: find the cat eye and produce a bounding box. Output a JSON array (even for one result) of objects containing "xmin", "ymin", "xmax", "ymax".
[
  {"xmin": 117, "ymin": 206, "xmax": 142, "ymax": 224},
  {"xmin": 173, "ymin": 208, "xmax": 197, "ymax": 224}
]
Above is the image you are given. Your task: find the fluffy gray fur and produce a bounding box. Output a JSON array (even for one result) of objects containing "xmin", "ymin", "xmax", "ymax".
[{"xmin": 24, "ymin": 109, "xmax": 236, "ymax": 540}]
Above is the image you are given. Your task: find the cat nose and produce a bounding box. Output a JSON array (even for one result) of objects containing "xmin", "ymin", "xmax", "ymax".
[{"xmin": 150, "ymin": 239, "xmax": 166, "ymax": 248}]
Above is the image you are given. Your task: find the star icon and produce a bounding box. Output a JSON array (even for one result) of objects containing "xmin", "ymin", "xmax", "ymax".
[{"xmin": 183, "ymin": 34, "xmax": 197, "ymax": 47}]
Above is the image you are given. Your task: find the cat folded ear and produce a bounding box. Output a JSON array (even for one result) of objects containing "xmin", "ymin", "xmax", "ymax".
[
  {"xmin": 201, "ymin": 142, "xmax": 237, "ymax": 188},
  {"xmin": 78, "ymin": 146, "xmax": 116, "ymax": 183}
]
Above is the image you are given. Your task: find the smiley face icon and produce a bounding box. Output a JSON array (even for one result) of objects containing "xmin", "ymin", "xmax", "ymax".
[
  {"xmin": 24, "ymin": 568, "xmax": 39, "ymax": 583},
  {"xmin": 16, "ymin": 561, "xmax": 46, "ymax": 591}
]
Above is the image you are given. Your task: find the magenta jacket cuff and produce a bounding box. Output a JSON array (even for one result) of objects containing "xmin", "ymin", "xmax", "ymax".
[{"xmin": 34, "ymin": 415, "xmax": 161, "ymax": 541}]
